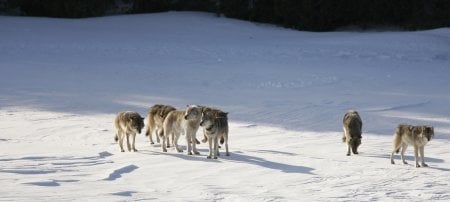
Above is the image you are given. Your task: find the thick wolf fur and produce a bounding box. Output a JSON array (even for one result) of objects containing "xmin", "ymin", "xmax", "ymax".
[
  {"xmin": 114, "ymin": 111, "xmax": 145, "ymax": 152},
  {"xmin": 161, "ymin": 105, "xmax": 203, "ymax": 155},
  {"xmin": 390, "ymin": 124, "xmax": 434, "ymax": 167},
  {"xmin": 200, "ymin": 107, "xmax": 229, "ymax": 159},
  {"xmin": 145, "ymin": 104, "xmax": 176, "ymax": 145},
  {"xmin": 342, "ymin": 110, "xmax": 362, "ymax": 156}
]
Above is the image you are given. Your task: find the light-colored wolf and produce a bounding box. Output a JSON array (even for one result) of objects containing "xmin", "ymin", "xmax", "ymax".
[
  {"xmin": 200, "ymin": 107, "xmax": 229, "ymax": 159},
  {"xmin": 390, "ymin": 124, "xmax": 434, "ymax": 167},
  {"xmin": 342, "ymin": 110, "xmax": 362, "ymax": 156},
  {"xmin": 145, "ymin": 104, "xmax": 176, "ymax": 145},
  {"xmin": 114, "ymin": 111, "xmax": 145, "ymax": 152},
  {"xmin": 161, "ymin": 105, "xmax": 203, "ymax": 155}
]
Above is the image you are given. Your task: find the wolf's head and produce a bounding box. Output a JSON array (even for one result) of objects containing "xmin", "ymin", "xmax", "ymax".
[
  {"xmin": 419, "ymin": 125, "xmax": 434, "ymax": 141},
  {"xmin": 200, "ymin": 109, "xmax": 213, "ymax": 128},
  {"xmin": 200, "ymin": 108, "xmax": 228, "ymax": 129},
  {"xmin": 184, "ymin": 105, "xmax": 203, "ymax": 120},
  {"xmin": 349, "ymin": 137, "xmax": 361, "ymax": 154},
  {"xmin": 133, "ymin": 116, "xmax": 145, "ymax": 134}
]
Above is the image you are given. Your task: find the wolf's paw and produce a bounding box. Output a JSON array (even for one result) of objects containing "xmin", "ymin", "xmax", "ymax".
[
  {"xmin": 163, "ymin": 149, "xmax": 167, "ymax": 152},
  {"xmin": 133, "ymin": 149, "xmax": 138, "ymax": 152},
  {"xmin": 187, "ymin": 151, "xmax": 193, "ymax": 155},
  {"xmin": 213, "ymin": 156, "xmax": 218, "ymax": 159},
  {"xmin": 226, "ymin": 153, "xmax": 230, "ymax": 156},
  {"xmin": 207, "ymin": 156, "xmax": 212, "ymax": 159},
  {"xmin": 416, "ymin": 164, "xmax": 421, "ymax": 168},
  {"xmin": 150, "ymin": 142, "xmax": 154, "ymax": 145},
  {"xmin": 346, "ymin": 153, "xmax": 350, "ymax": 156},
  {"xmin": 421, "ymin": 163, "xmax": 429, "ymax": 167},
  {"xmin": 403, "ymin": 161, "xmax": 408, "ymax": 165},
  {"xmin": 193, "ymin": 151, "xmax": 200, "ymax": 155}
]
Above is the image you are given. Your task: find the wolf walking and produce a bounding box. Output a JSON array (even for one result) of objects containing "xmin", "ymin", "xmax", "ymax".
[
  {"xmin": 390, "ymin": 124, "xmax": 434, "ymax": 167},
  {"xmin": 114, "ymin": 111, "xmax": 145, "ymax": 152},
  {"xmin": 342, "ymin": 110, "xmax": 362, "ymax": 156}
]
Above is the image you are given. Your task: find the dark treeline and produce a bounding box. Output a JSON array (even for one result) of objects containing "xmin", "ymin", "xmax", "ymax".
[{"xmin": 1, "ymin": 0, "xmax": 449, "ymax": 31}]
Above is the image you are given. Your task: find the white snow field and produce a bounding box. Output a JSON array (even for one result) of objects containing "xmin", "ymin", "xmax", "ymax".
[{"xmin": 1, "ymin": 11, "xmax": 450, "ymax": 201}]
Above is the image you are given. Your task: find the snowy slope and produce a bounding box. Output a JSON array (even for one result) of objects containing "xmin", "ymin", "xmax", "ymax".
[{"xmin": 1, "ymin": 12, "xmax": 450, "ymax": 201}]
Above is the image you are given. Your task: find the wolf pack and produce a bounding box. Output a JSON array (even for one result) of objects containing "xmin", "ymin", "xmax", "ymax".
[
  {"xmin": 114, "ymin": 104, "xmax": 228, "ymax": 159},
  {"xmin": 114, "ymin": 105, "xmax": 434, "ymax": 167}
]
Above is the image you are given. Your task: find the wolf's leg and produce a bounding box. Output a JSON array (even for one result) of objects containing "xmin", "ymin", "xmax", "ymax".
[
  {"xmin": 132, "ymin": 133, "xmax": 137, "ymax": 152},
  {"xmin": 156, "ymin": 128, "xmax": 161, "ymax": 143},
  {"xmin": 401, "ymin": 143, "xmax": 408, "ymax": 164},
  {"xmin": 170, "ymin": 132, "xmax": 175, "ymax": 148},
  {"xmin": 207, "ymin": 137, "xmax": 213, "ymax": 159},
  {"xmin": 202, "ymin": 132, "xmax": 208, "ymax": 143},
  {"xmin": 161, "ymin": 133, "xmax": 167, "ymax": 152},
  {"xmin": 118, "ymin": 132, "xmax": 125, "ymax": 152},
  {"xmin": 213, "ymin": 136, "xmax": 219, "ymax": 159},
  {"xmin": 414, "ymin": 146, "xmax": 420, "ymax": 167},
  {"xmin": 224, "ymin": 134, "xmax": 229, "ymax": 156},
  {"xmin": 419, "ymin": 146, "xmax": 428, "ymax": 167},
  {"xmin": 191, "ymin": 132, "xmax": 200, "ymax": 155},
  {"xmin": 346, "ymin": 143, "xmax": 351, "ymax": 156},
  {"xmin": 126, "ymin": 133, "xmax": 132, "ymax": 152},
  {"xmin": 391, "ymin": 143, "xmax": 401, "ymax": 164},
  {"xmin": 148, "ymin": 128, "xmax": 154, "ymax": 144},
  {"xmin": 174, "ymin": 132, "xmax": 182, "ymax": 153},
  {"xmin": 185, "ymin": 132, "xmax": 192, "ymax": 155}
]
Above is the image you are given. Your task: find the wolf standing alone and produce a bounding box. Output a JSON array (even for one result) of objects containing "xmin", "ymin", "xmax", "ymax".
[
  {"xmin": 342, "ymin": 110, "xmax": 362, "ymax": 156},
  {"xmin": 390, "ymin": 124, "xmax": 434, "ymax": 167},
  {"xmin": 114, "ymin": 111, "xmax": 145, "ymax": 152}
]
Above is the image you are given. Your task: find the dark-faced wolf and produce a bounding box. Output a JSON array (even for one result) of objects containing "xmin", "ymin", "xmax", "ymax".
[
  {"xmin": 114, "ymin": 111, "xmax": 145, "ymax": 152},
  {"xmin": 200, "ymin": 107, "xmax": 229, "ymax": 159},
  {"xmin": 390, "ymin": 124, "xmax": 434, "ymax": 167},
  {"xmin": 145, "ymin": 104, "xmax": 176, "ymax": 145},
  {"xmin": 342, "ymin": 110, "xmax": 362, "ymax": 156}
]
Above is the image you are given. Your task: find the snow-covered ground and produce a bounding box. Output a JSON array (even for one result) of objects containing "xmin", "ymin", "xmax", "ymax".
[{"xmin": 1, "ymin": 12, "xmax": 450, "ymax": 201}]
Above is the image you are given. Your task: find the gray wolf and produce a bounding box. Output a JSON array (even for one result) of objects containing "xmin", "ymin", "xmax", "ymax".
[
  {"xmin": 145, "ymin": 104, "xmax": 176, "ymax": 145},
  {"xmin": 342, "ymin": 110, "xmax": 362, "ymax": 156},
  {"xmin": 200, "ymin": 107, "xmax": 229, "ymax": 159},
  {"xmin": 390, "ymin": 124, "xmax": 434, "ymax": 167},
  {"xmin": 161, "ymin": 105, "xmax": 203, "ymax": 155},
  {"xmin": 114, "ymin": 111, "xmax": 145, "ymax": 152}
]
